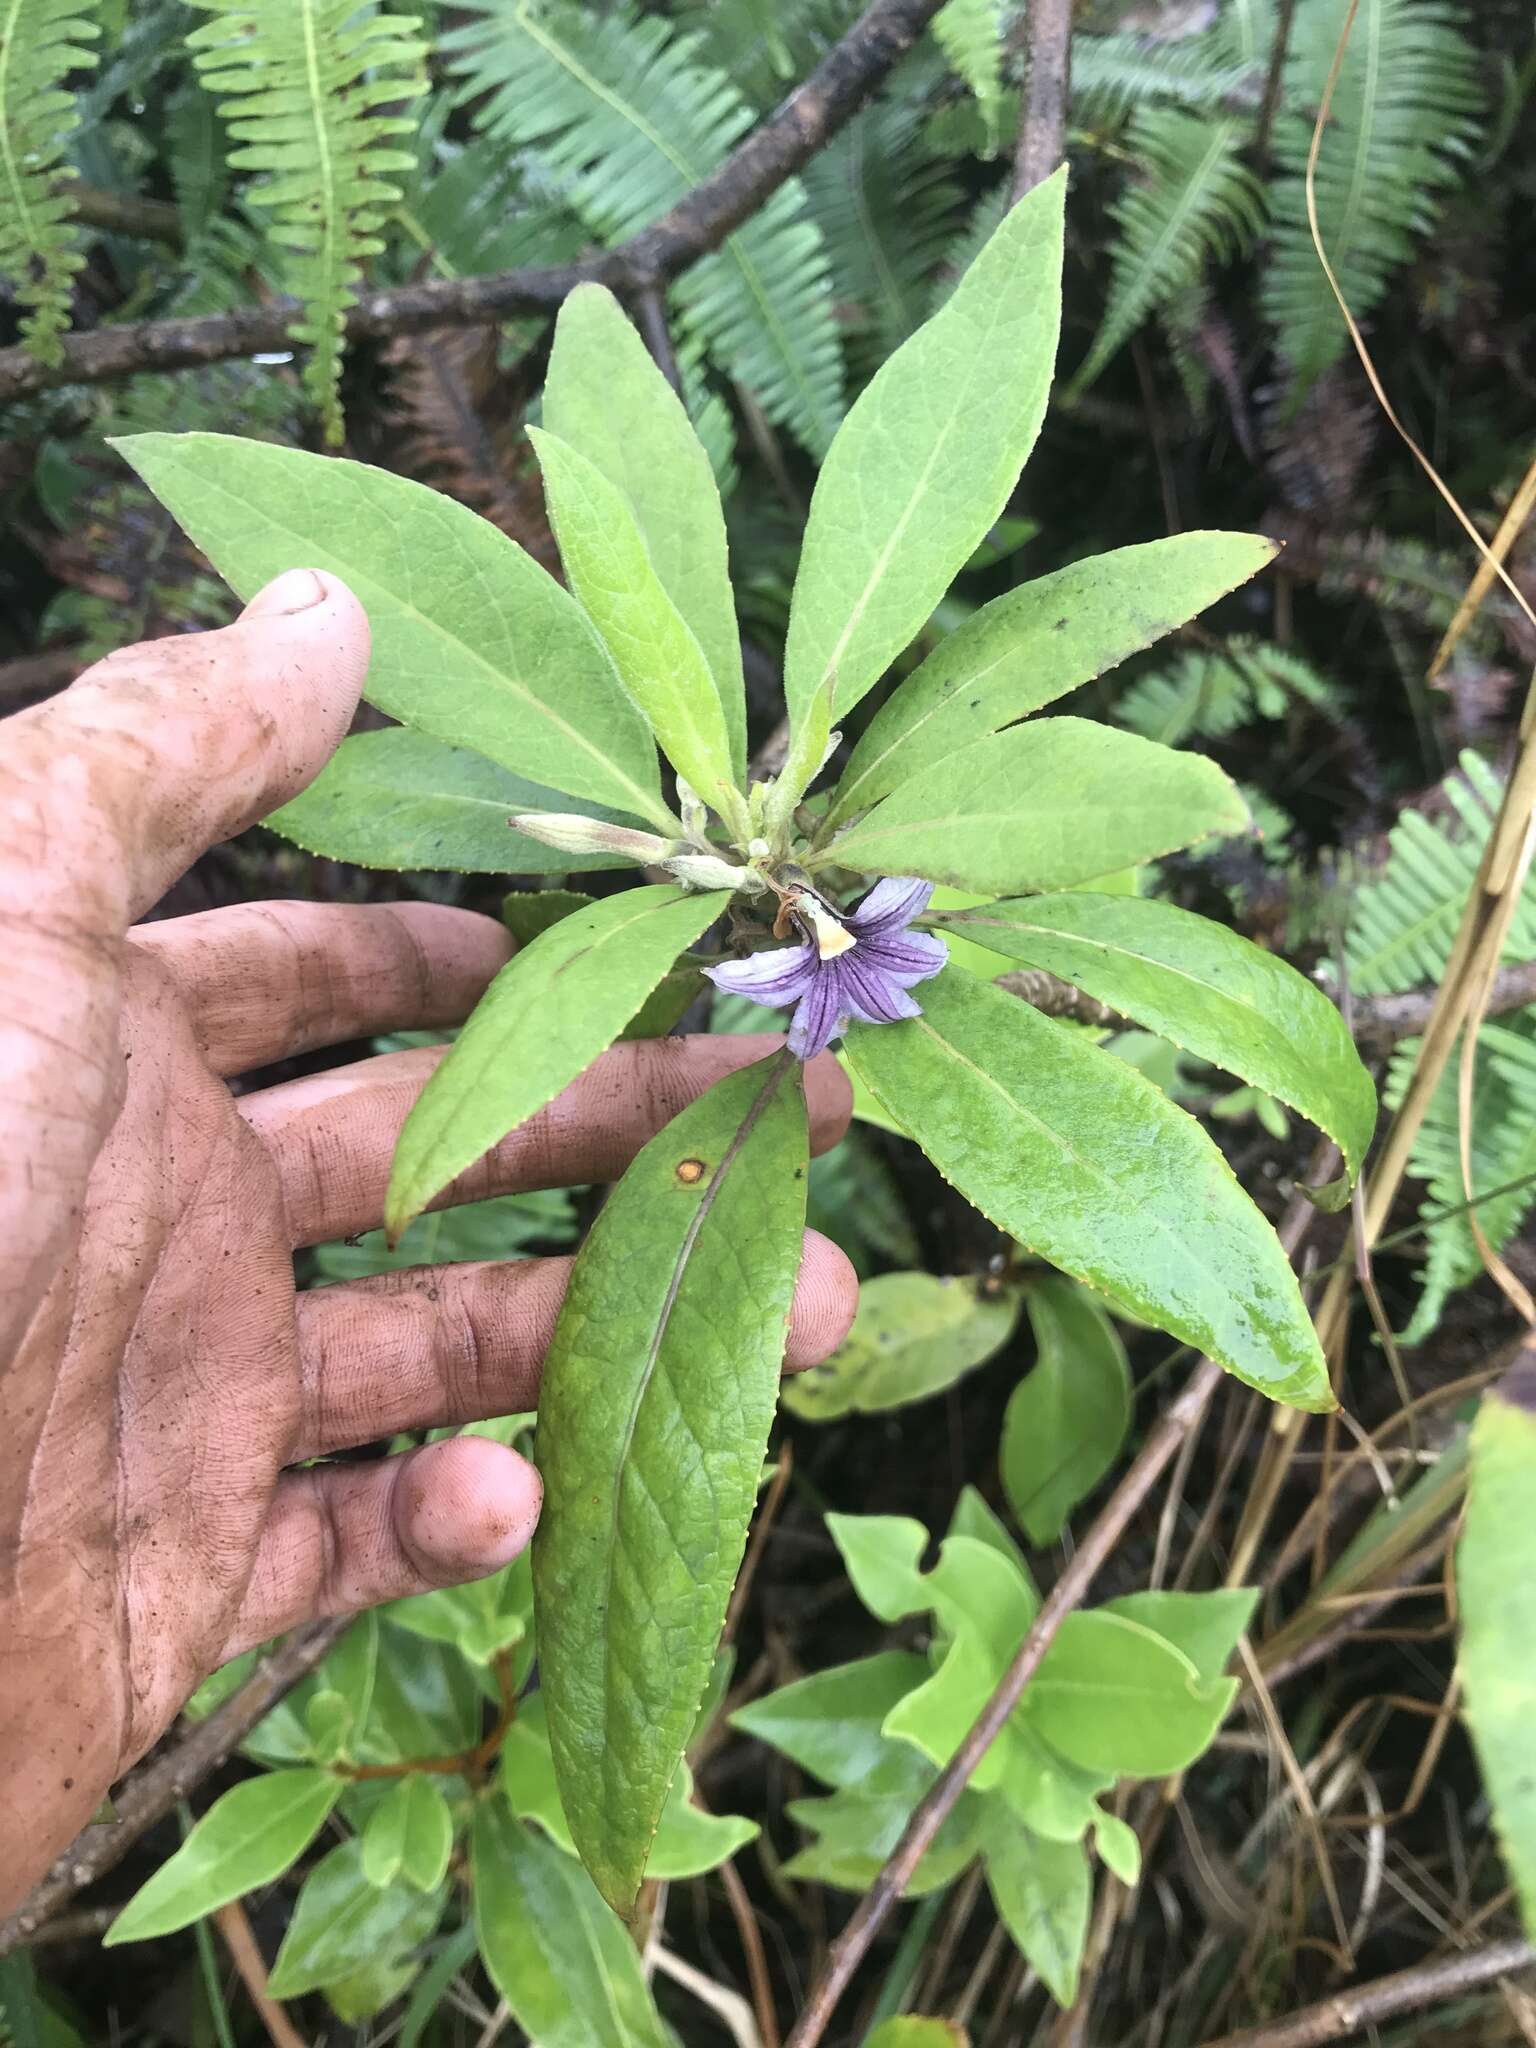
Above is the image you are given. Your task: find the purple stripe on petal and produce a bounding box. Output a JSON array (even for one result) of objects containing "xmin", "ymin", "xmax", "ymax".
[
  {"xmin": 860, "ymin": 929, "xmax": 949, "ymax": 985},
  {"xmin": 848, "ymin": 876, "xmax": 934, "ymax": 939},
  {"xmin": 841, "ymin": 951, "xmax": 923, "ymax": 1025},
  {"xmin": 787, "ymin": 962, "xmax": 848, "ymax": 1059},
  {"xmin": 705, "ymin": 942, "xmax": 818, "ymax": 1008}
]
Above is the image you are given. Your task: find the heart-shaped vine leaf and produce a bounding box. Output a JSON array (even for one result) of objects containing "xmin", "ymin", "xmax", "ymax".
[
  {"xmin": 113, "ymin": 431, "xmax": 670, "ymax": 829},
  {"xmin": 533, "ymin": 1054, "xmax": 809, "ymax": 1913},
  {"xmin": 846, "ymin": 971, "xmax": 1330, "ymax": 1407},
  {"xmin": 827, "ymin": 719, "xmax": 1249, "ymax": 894},
  {"xmin": 1001, "ymin": 1278, "xmax": 1132, "ymax": 1544},
  {"xmin": 934, "ymin": 892, "xmax": 1376, "ymax": 1186},
  {"xmin": 386, "ymin": 885, "xmax": 727, "ymax": 1237}
]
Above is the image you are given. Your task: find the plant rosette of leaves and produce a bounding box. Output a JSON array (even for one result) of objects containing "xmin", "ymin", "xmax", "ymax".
[{"xmin": 115, "ymin": 169, "xmax": 1374, "ymax": 1918}]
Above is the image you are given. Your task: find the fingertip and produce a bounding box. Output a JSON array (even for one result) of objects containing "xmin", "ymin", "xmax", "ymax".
[
  {"xmin": 396, "ymin": 1435, "xmax": 542, "ymax": 1579},
  {"xmin": 784, "ymin": 1229, "xmax": 858, "ymax": 1372},
  {"xmin": 804, "ymin": 1050, "xmax": 854, "ymax": 1155}
]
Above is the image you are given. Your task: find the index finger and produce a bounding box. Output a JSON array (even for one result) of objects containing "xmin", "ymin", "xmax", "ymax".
[{"xmin": 1, "ymin": 568, "xmax": 369, "ymax": 934}]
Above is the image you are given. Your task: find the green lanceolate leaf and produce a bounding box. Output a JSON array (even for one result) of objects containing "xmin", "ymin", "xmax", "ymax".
[
  {"xmin": 112, "ymin": 433, "xmax": 670, "ymax": 829},
  {"xmin": 783, "ymin": 168, "xmax": 1066, "ymax": 727},
  {"xmin": 544, "ymin": 284, "xmax": 746, "ymax": 779},
  {"xmin": 784, "ymin": 1271, "xmax": 1019, "ymax": 1421},
  {"xmin": 386, "ymin": 885, "xmax": 727, "ymax": 1237},
  {"xmin": 534, "ymin": 1054, "xmax": 809, "ymax": 1912},
  {"xmin": 731, "ymin": 1651, "xmax": 930, "ymax": 1787},
  {"xmin": 827, "ymin": 720, "xmax": 1249, "ymax": 895},
  {"xmin": 104, "ymin": 1769, "xmax": 342, "ymax": 1943},
  {"xmin": 359, "ymin": 1776, "xmax": 455, "ymax": 1893},
  {"xmin": 269, "ymin": 1839, "xmax": 446, "ymax": 1998},
  {"xmin": 268, "ymin": 728, "xmax": 654, "ymax": 875},
  {"xmin": 846, "ymin": 972, "xmax": 1330, "ymax": 1407},
  {"xmin": 980, "ymin": 1812, "xmax": 1091, "ymax": 2007},
  {"xmin": 831, "ymin": 532, "xmax": 1278, "ymax": 820},
  {"xmin": 1025, "ymin": 1612, "xmax": 1234, "ymax": 1775},
  {"xmin": 1458, "ymin": 1353, "xmax": 1536, "ymax": 1933},
  {"xmin": 530, "ymin": 427, "xmax": 742, "ymax": 829},
  {"xmin": 936, "ymin": 893, "xmax": 1376, "ymax": 1187},
  {"xmin": 1001, "ymin": 1279, "xmax": 1132, "ymax": 1544},
  {"xmin": 472, "ymin": 1804, "xmax": 671, "ymax": 2048}
]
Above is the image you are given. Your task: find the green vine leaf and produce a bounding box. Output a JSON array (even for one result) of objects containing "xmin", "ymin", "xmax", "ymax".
[
  {"xmin": 386, "ymin": 885, "xmax": 727, "ymax": 1238},
  {"xmin": 783, "ymin": 167, "xmax": 1065, "ymax": 730},
  {"xmin": 533, "ymin": 1054, "xmax": 809, "ymax": 1913},
  {"xmin": 846, "ymin": 971, "xmax": 1331, "ymax": 1408},
  {"xmin": 936, "ymin": 892, "xmax": 1377, "ymax": 1188},
  {"xmin": 104, "ymin": 1770, "xmax": 342, "ymax": 1944},
  {"xmin": 828, "ymin": 719, "xmax": 1249, "ymax": 896},
  {"xmin": 112, "ymin": 434, "xmax": 671, "ymax": 830},
  {"xmin": 269, "ymin": 1838, "xmax": 446, "ymax": 1999},
  {"xmin": 784, "ymin": 1271, "xmax": 1019, "ymax": 1421},
  {"xmin": 471, "ymin": 1804, "xmax": 672, "ymax": 2047},
  {"xmin": 1001, "ymin": 1279, "xmax": 1132, "ymax": 1544}
]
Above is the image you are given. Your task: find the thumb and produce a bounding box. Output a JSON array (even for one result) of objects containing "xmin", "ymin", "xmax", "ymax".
[{"xmin": 5, "ymin": 567, "xmax": 370, "ymax": 930}]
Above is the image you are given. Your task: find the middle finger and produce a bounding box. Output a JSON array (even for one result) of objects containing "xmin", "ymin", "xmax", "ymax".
[{"xmin": 239, "ymin": 1033, "xmax": 853, "ymax": 1247}]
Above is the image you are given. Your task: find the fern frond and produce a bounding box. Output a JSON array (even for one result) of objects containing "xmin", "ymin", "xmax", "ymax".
[
  {"xmin": 927, "ymin": 178, "xmax": 1008, "ymax": 312},
  {"xmin": 676, "ymin": 0, "xmax": 856, "ymax": 110},
  {"xmin": 447, "ymin": 0, "xmax": 844, "ymax": 455},
  {"xmin": 803, "ymin": 99, "xmax": 963, "ymax": 381},
  {"xmin": 1071, "ymin": 32, "xmax": 1259, "ymax": 128},
  {"xmin": 1345, "ymin": 752, "xmax": 1536, "ymax": 997},
  {"xmin": 1070, "ymin": 108, "xmax": 1264, "ymax": 395},
  {"xmin": 1116, "ymin": 637, "xmax": 1341, "ymax": 744},
  {"xmin": 1384, "ymin": 1016, "xmax": 1536, "ymax": 1343},
  {"xmin": 1262, "ymin": 0, "xmax": 1483, "ymax": 405},
  {"xmin": 933, "ymin": 0, "xmax": 1008, "ymax": 157},
  {"xmin": 0, "ymin": 0, "xmax": 101, "ymax": 365},
  {"xmin": 185, "ymin": 0, "xmax": 428, "ymax": 443}
]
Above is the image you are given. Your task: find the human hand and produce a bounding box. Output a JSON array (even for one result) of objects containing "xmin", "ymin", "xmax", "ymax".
[{"xmin": 0, "ymin": 570, "xmax": 856, "ymax": 1904}]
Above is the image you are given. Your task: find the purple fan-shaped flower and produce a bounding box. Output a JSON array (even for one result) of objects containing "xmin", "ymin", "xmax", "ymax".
[{"xmin": 705, "ymin": 876, "xmax": 949, "ymax": 1059}]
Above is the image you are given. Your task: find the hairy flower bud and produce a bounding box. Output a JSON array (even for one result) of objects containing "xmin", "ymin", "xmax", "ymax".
[
  {"xmin": 664, "ymin": 852, "xmax": 765, "ymax": 895},
  {"xmin": 509, "ymin": 813, "xmax": 679, "ymax": 863}
]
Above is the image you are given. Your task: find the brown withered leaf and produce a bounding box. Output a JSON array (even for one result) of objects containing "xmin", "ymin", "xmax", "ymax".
[{"xmin": 383, "ymin": 325, "xmax": 560, "ymax": 576}]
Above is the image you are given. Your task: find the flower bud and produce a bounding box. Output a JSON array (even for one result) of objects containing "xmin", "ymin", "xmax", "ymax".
[
  {"xmin": 664, "ymin": 852, "xmax": 765, "ymax": 894},
  {"xmin": 509, "ymin": 813, "xmax": 679, "ymax": 862}
]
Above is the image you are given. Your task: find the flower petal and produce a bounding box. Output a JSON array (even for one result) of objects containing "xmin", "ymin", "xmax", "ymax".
[
  {"xmin": 848, "ymin": 876, "xmax": 935, "ymax": 940},
  {"xmin": 859, "ymin": 928, "xmax": 949, "ymax": 987},
  {"xmin": 841, "ymin": 951, "xmax": 924, "ymax": 1025},
  {"xmin": 787, "ymin": 963, "xmax": 849, "ymax": 1060},
  {"xmin": 705, "ymin": 942, "xmax": 818, "ymax": 1009}
]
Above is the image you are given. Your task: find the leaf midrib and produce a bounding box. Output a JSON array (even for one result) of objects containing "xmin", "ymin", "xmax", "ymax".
[{"xmin": 149, "ymin": 444, "xmax": 670, "ymax": 829}]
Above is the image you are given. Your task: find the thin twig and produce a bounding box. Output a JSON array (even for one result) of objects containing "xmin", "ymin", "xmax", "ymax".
[
  {"xmin": 1252, "ymin": 0, "xmax": 1298, "ymax": 171},
  {"xmin": 1011, "ymin": 0, "xmax": 1073, "ymax": 201},
  {"xmin": 212, "ymin": 1899, "xmax": 309, "ymax": 2048},
  {"xmin": 0, "ymin": 0, "xmax": 947, "ymax": 402},
  {"xmin": 72, "ymin": 183, "xmax": 185, "ymax": 247},
  {"xmin": 1196, "ymin": 1941, "xmax": 1536, "ymax": 2048},
  {"xmin": 0, "ymin": 1616, "xmax": 350, "ymax": 1954},
  {"xmin": 633, "ymin": 287, "xmax": 684, "ymax": 396},
  {"xmin": 720, "ymin": 1858, "xmax": 783, "ymax": 2048}
]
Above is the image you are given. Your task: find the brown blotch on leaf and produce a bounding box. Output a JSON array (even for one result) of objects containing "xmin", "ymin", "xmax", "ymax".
[{"xmin": 676, "ymin": 1158, "xmax": 707, "ymax": 1185}]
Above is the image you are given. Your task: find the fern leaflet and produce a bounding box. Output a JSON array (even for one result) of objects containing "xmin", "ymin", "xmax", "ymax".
[
  {"xmin": 1261, "ymin": 0, "xmax": 1483, "ymax": 405},
  {"xmin": 1116, "ymin": 638, "xmax": 1340, "ymax": 745},
  {"xmin": 1071, "ymin": 31, "xmax": 1260, "ymax": 127},
  {"xmin": 932, "ymin": 0, "xmax": 1008, "ymax": 157},
  {"xmin": 184, "ymin": 0, "xmax": 428, "ymax": 443},
  {"xmin": 0, "ymin": 0, "xmax": 100, "ymax": 365},
  {"xmin": 1069, "ymin": 107, "xmax": 1263, "ymax": 395},
  {"xmin": 803, "ymin": 98, "xmax": 963, "ymax": 381},
  {"xmin": 447, "ymin": 0, "xmax": 843, "ymax": 455},
  {"xmin": 1384, "ymin": 1018, "xmax": 1536, "ymax": 1343},
  {"xmin": 1345, "ymin": 752, "xmax": 1536, "ymax": 997}
]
